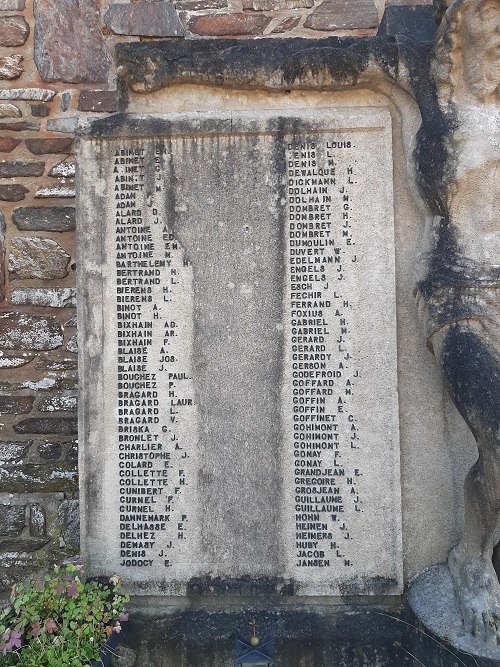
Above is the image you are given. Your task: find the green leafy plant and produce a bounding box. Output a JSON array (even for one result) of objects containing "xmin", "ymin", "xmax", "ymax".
[{"xmin": 0, "ymin": 559, "xmax": 129, "ymax": 667}]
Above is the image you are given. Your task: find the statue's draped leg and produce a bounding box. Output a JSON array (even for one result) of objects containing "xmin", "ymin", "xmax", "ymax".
[{"xmin": 430, "ymin": 319, "xmax": 500, "ymax": 641}]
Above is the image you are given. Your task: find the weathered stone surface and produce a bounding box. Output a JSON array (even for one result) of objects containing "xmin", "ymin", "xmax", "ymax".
[
  {"xmin": 65, "ymin": 332, "xmax": 77, "ymax": 353},
  {"xmin": 0, "ymin": 173, "xmax": 21, "ymax": 205},
  {"xmin": 304, "ymin": 0, "xmax": 378, "ymax": 30},
  {"xmin": 0, "ymin": 352, "xmax": 32, "ymax": 367},
  {"xmin": 30, "ymin": 104, "xmax": 49, "ymax": 117},
  {"xmin": 58, "ymin": 498, "xmax": 79, "ymax": 550},
  {"xmin": 12, "ymin": 288, "xmax": 75, "ymax": 308},
  {"xmin": 46, "ymin": 117, "xmax": 76, "ymax": 133},
  {"xmin": 36, "ymin": 440, "xmax": 62, "ymax": 459},
  {"xmin": 66, "ymin": 439, "xmax": 77, "ymax": 461},
  {"xmin": 0, "ymin": 376, "xmax": 77, "ymax": 392},
  {"xmin": 0, "ymin": 549, "xmax": 28, "ymax": 585},
  {"xmin": 0, "ymin": 184, "xmax": 28, "ymax": 201},
  {"xmin": 13, "ymin": 418, "xmax": 77, "ymax": 435},
  {"xmin": 79, "ymin": 109, "xmax": 402, "ymax": 596},
  {"xmin": 0, "ymin": 375, "xmax": 76, "ymax": 391},
  {"xmin": 0, "ymin": 505, "xmax": 25, "ymax": 535},
  {"xmin": 64, "ymin": 314, "xmax": 76, "ymax": 327},
  {"xmin": 60, "ymin": 92, "xmax": 70, "ymax": 112},
  {"xmin": 409, "ymin": 566, "xmax": 500, "ymax": 662},
  {"xmin": 176, "ymin": 0, "xmax": 227, "ymax": 8},
  {"xmin": 35, "ymin": 186, "xmax": 75, "ymax": 198},
  {"xmin": 0, "ymin": 535, "xmax": 50, "ymax": 551},
  {"xmin": 0, "ymin": 88, "xmax": 55, "ymax": 101},
  {"xmin": 271, "ymin": 15, "xmax": 301, "ymax": 32},
  {"xmin": 55, "ymin": 378, "xmax": 76, "ymax": 396},
  {"xmin": 0, "ymin": 161, "xmax": 44, "ymax": 177},
  {"xmin": 104, "ymin": 3, "xmax": 184, "ymax": 36},
  {"xmin": 34, "ymin": 0, "xmax": 109, "ymax": 83},
  {"xmin": 0, "ymin": 16, "xmax": 29, "ymax": 46},
  {"xmin": 0, "ymin": 136, "xmax": 21, "ymax": 152},
  {"xmin": 49, "ymin": 160, "xmax": 75, "ymax": 179},
  {"xmin": 25, "ymin": 138, "xmax": 73, "ymax": 155},
  {"xmin": 0, "ymin": 121, "xmax": 39, "ymax": 130},
  {"xmin": 0, "ymin": 313, "xmax": 63, "ymax": 350},
  {"xmin": 377, "ymin": 4, "xmax": 436, "ymax": 41},
  {"xmin": 0, "ymin": 210, "xmax": 4, "ymax": 302},
  {"xmin": 0, "ymin": 0, "xmax": 25, "ymax": 9},
  {"xmin": 110, "ymin": 646, "xmax": 137, "ymax": 667},
  {"xmin": 29, "ymin": 503, "xmax": 45, "ymax": 536},
  {"xmin": 0, "ymin": 103, "xmax": 21, "ymax": 118},
  {"xmin": 34, "ymin": 356, "xmax": 77, "ymax": 370},
  {"xmin": 0, "ymin": 441, "xmax": 30, "ymax": 462},
  {"xmin": 388, "ymin": 0, "xmax": 432, "ymax": 5},
  {"xmin": 187, "ymin": 13, "xmax": 271, "ymax": 35},
  {"xmin": 0, "ymin": 462, "xmax": 77, "ymax": 492},
  {"xmin": 78, "ymin": 89, "xmax": 118, "ymax": 113},
  {"xmin": 9, "ymin": 237, "xmax": 70, "ymax": 280},
  {"xmin": 0, "ymin": 54, "xmax": 22, "ymax": 79},
  {"xmin": 0, "ymin": 394, "xmax": 34, "ymax": 413},
  {"xmin": 10, "ymin": 235, "xmax": 61, "ymax": 272},
  {"xmin": 243, "ymin": 0, "xmax": 312, "ymax": 8},
  {"xmin": 13, "ymin": 206, "xmax": 75, "ymax": 232},
  {"xmin": 411, "ymin": 0, "xmax": 500, "ymax": 645},
  {"xmin": 10, "ymin": 288, "xmax": 76, "ymax": 307},
  {"xmin": 38, "ymin": 390, "xmax": 77, "ymax": 412}
]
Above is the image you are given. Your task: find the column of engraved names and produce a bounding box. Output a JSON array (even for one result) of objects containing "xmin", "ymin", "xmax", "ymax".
[
  {"xmin": 151, "ymin": 141, "xmax": 196, "ymax": 568},
  {"xmin": 286, "ymin": 136, "xmax": 363, "ymax": 571},
  {"xmin": 113, "ymin": 144, "xmax": 184, "ymax": 571}
]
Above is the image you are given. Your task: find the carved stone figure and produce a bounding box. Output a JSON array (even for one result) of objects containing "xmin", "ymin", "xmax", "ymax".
[{"xmin": 416, "ymin": 0, "xmax": 500, "ymax": 642}]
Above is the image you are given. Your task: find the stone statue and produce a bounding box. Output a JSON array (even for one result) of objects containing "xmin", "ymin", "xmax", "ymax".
[{"xmin": 416, "ymin": 0, "xmax": 500, "ymax": 643}]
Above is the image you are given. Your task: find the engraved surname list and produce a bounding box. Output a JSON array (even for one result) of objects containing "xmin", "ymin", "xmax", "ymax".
[
  {"xmin": 109, "ymin": 140, "xmax": 200, "ymax": 585},
  {"xmin": 281, "ymin": 110, "xmax": 402, "ymax": 594}
]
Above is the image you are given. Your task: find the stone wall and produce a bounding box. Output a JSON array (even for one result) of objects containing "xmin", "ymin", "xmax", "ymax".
[{"xmin": 0, "ymin": 0, "xmax": 431, "ymax": 593}]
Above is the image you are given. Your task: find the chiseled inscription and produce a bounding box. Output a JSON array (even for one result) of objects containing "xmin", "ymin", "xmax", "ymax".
[
  {"xmin": 111, "ymin": 142, "xmax": 196, "ymax": 573},
  {"xmin": 283, "ymin": 123, "xmax": 399, "ymax": 589},
  {"xmin": 287, "ymin": 138, "xmax": 359, "ymax": 570}
]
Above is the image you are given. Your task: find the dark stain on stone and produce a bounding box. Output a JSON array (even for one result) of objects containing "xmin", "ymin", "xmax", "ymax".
[
  {"xmin": 441, "ymin": 326, "xmax": 500, "ymax": 442},
  {"xmin": 338, "ymin": 575, "xmax": 400, "ymax": 599},
  {"xmin": 121, "ymin": 606, "xmax": 416, "ymax": 666},
  {"xmin": 115, "ymin": 37, "xmax": 401, "ymax": 100},
  {"xmin": 187, "ymin": 575, "xmax": 294, "ymax": 596}
]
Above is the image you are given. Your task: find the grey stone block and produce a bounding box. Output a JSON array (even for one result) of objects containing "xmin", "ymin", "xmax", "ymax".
[
  {"xmin": 10, "ymin": 288, "xmax": 76, "ymax": 308},
  {"xmin": 0, "ymin": 505, "xmax": 25, "ymax": 535},
  {"xmin": 0, "ymin": 313, "xmax": 63, "ymax": 350},
  {"xmin": 13, "ymin": 206, "xmax": 76, "ymax": 232}
]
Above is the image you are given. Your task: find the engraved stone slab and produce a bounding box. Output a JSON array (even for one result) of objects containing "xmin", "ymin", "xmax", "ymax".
[{"xmin": 78, "ymin": 108, "xmax": 402, "ymax": 596}]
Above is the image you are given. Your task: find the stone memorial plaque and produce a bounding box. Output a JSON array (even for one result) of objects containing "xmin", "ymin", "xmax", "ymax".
[{"xmin": 78, "ymin": 107, "xmax": 402, "ymax": 596}]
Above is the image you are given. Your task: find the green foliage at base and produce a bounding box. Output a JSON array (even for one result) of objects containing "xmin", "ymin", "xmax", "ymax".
[{"xmin": 0, "ymin": 559, "xmax": 129, "ymax": 667}]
